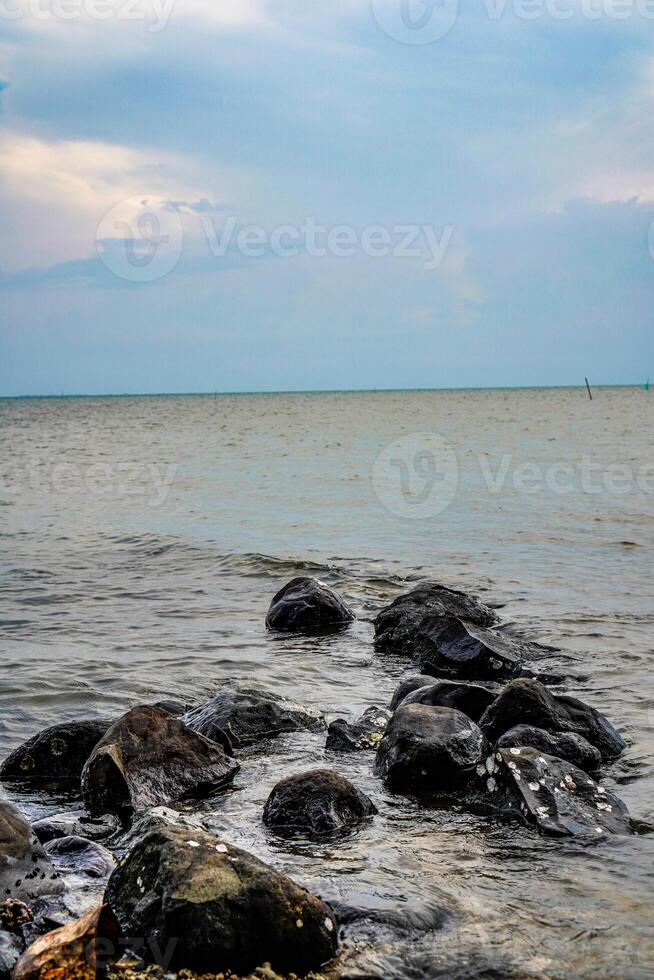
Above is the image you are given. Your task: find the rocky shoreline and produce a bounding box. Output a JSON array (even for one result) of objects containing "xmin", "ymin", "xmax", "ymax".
[{"xmin": 0, "ymin": 576, "xmax": 635, "ymax": 979}]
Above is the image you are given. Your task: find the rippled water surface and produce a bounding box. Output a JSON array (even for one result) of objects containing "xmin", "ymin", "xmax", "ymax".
[{"xmin": 1, "ymin": 388, "xmax": 653, "ymax": 978}]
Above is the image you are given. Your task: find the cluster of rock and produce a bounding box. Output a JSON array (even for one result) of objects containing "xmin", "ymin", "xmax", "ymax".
[{"xmin": 0, "ymin": 575, "xmax": 633, "ymax": 979}]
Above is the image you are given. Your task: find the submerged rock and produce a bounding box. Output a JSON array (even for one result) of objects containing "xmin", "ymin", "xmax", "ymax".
[
  {"xmin": 0, "ymin": 801, "xmax": 63, "ymax": 904},
  {"xmin": 479, "ymin": 679, "xmax": 625, "ymax": 761},
  {"xmin": 374, "ymin": 582, "xmax": 498, "ymax": 656},
  {"xmin": 496, "ymin": 725, "xmax": 602, "ymax": 773},
  {"xmin": 32, "ymin": 811, "xmax": 120, "ymax": 845},
  {"xmin": 44, "ymin": 836, "xmax": 116, "ymax": 880},
  {"xmin": 81, "ymin": 705, "xmax": 239, "ymax": 817},
  {"xmin": 265, "ymin": 577, "xmax": 354, "ymax": 632},
  {"xmin": 0, "ymin": 721, "xmax": 110, "ymax": 784},
  {"xmin": 389, "ymin": 675, "xmax": 439, "ymax": 711},
  {"xmin": 183, "ymin": 688, "xmax": 325, "ymax": 749},
  {"xmin": 376, "ymin": 704, "xmax": 488, "ymax": 795},
  {"xmin": 398, "ymin": 680, "xmax": 498, "ymax": 722},
  {"xmin": 326, "ymin": 707, "xmax": 391, "ymax": 752},
  {"xmin": 263, "ymin": 769, "xmax": 376, "ymax": 837},
  {"xmin": 13, "ymin": 904, "xmax": 118, "ymax": 980},
  {"xmin": 492, "ymin": 747, "xmax": 631, "ymax": 836},
  {"xmin": 102, "ymin": 826, "xmax": 338, "ymax": 974}
]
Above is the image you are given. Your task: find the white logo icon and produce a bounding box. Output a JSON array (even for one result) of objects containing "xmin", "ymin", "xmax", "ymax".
[
  {"xmin": 372, "ymin": 432, "xmax": 458, "ymax": 518},
  {"xmin": 96, "ymin": 196, "xmax": 183, "ymax": 282},
  {"xmin": 371, "ymin": 0, "xmax": 460, "ymax": 44}
]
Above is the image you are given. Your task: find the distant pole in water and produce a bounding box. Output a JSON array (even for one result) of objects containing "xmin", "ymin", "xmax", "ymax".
[
  {"xmin": 585, "ymin": 377, "xmax": 593, "ymax": 400},
  {"xmin": 646, "ymin": 378, "xmax": 650, "ymax": 391}
]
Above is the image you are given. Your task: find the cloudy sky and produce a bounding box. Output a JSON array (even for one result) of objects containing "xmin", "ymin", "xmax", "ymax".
[{"xmin": 1, "ymin": 0, "xmax": 653, "ymax": 395}]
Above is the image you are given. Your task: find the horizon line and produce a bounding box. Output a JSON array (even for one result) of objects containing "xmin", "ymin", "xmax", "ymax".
[{"xmin": 0, "ymin": 382, "xmax": 647, "ymax": 400}]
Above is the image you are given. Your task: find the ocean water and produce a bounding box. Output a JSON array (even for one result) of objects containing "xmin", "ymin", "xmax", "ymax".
[{"xmin": 1, "ymin": 387, "xmax": 653, "ymax": 978}]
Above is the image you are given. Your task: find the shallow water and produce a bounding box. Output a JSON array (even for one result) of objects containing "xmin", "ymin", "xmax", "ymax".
[{"xmin": 1, "ymin": 387, "xmax": 653, "ymax": 978}]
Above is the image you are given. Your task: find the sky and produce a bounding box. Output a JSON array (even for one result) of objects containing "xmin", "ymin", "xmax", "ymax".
[{"xmin": 1, "ymin": 0, "xmax": 653, "ymax": 395}]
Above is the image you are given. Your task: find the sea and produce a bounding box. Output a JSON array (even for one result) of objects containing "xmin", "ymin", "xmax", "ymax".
[{"xmin": 1, "ymin": 386, "xmax": 653, "ymax": 978}]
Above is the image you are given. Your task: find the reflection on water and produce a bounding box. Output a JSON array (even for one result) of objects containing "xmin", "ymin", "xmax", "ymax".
[{"xmin": 1, "ymin": 387, "xmax": 653, "ymax": 977}]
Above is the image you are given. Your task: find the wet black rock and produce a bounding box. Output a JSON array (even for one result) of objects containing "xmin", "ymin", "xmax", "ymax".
[
  {"xmin": 0, "ymin": 721, "xmax": 110, "ymax": 784},
  {"xmin": 374, "ymin": 582, "xmax": 498, "ymax": 657},
  {"xmin": 326, "ymin": 707, "xmax": 392, "ymax": 752},
  {"xmin": 389, "ymin": 675, "xmax": 439, "ymax": 711},
  {"xmin": 491, "ymin": 747, "xmax": 631, "ymax": 836},
  {"xmin": 265, "ymin": 576, "xmax": 354, "ymax": 632},
  {"xmin": 183, "ymin": 688, "xmax": 325, "ymax": 749},
  {"xmin": 44, "ymin": 836, "xmax": 116, "ymax": 880},
  {"xmin": 496, "ymin": 725, "xmax": 602, "ymax": 773},
  {"xmin": 31, "ymin": 811, "xmax": 120, "ymax": 845},
  {"xmin": 416, "ymin": 618, "xmax": 550, "ymax": 681},
  {"xmin": 263, "ymin": 769, "xmax": 377, "ymax": 837},
  {"xmin": 0, "ymin": 929, "xmax": 23, "ymax": 979},
  {"xmin": 398, "ymin": 680, "xmax": 499, "ymax": 722},
  {"xmin": 478, "ymin": 679, "xmax": 625, "ymax": 761},
  {"xmin": 376, "ymin": 704, "xmax": 488, "ymax": 795},
  {"xmin": 102, "ymin": 826, "xmax": 338, "ymax": 974},
  {"xmin": 81, "ymin": 705, "xmax": 239, "ymax": 817},
  {"xmin": 0, "ymin": 801, "xmax": 63, "ymax": 903}
]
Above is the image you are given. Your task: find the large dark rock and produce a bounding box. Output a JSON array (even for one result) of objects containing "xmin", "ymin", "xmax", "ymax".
[
  {"xmin": 376, "ymin": 704, "xmax": 488, "ymax": 795},
  {"xmin": 478, "ymin": 679, "xmax": 625, "ymax": 761},
  {"xmin": 399, "ymin": 680, "xmax": 498, "ymax": 722},
  {"xmin": 265, "ymin": 577, "xmax": 354, "ymax": 632},
  {"xmin": 183, "ymin": 688, "xmax": 325, "ymax": 749},
  {"xmin": 31, "ymin": 811, "xmax": 120, "ymax": 845},
  {"xmin": 0, "ymin": 721, "xmax": 110, "ymax": 784},
  {"xmin": 492, "ymin": 747, "xmax": 631, "ymax": 837},
  {"xmin": 389, "ymin": 675, "xmax": 439, "ymax": 711},
  {"xmin": 326, "ymin": 707, "xmax": 391, "ymax": 752},
  {"xmin": 81, "ymin": 705, "xmax": 239, "ymax": 817},
  {"xmin": 102, "ymin": 826, "xmax": 338, "ymax": 975},
  {"xmin": 415, "ymin": 617, "xmax": 550, "ymax": 681},
  {"xmin": 0, "ymin": 801, "xmax": 63, "ymax": 904},
  {"xmin": 374, "ymin": 582, "xmax": 498, "ymax": 657},
  {"xmin": 44, "ymin": 837, "xmax": 116, "ymax": 881},
  {"xmin": 496, "ymin": 725, "xmax": 602, "ymax": 773},
  {"xmin": 263, "ymin": 769, "xmax": 376, "ymax": 837}
]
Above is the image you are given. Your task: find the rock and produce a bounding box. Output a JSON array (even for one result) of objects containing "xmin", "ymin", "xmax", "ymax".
[
  {"xmin": 265, "ymin": 577, "xmax": 354, "ymax": 632},
  {"xmin": 478, "ymin": 679, "xmax": 625, "ymax": 761},
  {"xmin": 376, "ymin": 705, "xmax": 488, "ymax": 795},
  {"xmin": 12, "ymin": 904, "xmax": 118, "ymax": 980},
  {"xmin": 0, "ymin": 929, "xmax": 23, "ymax": 979},
  {"xmin": 325, "ymin": 707, "xmax": 391, "ymax": 752},
  {"xmin": 398, "ymin": 680, "xmax": 498, "ymax": 722},
  {"xmin": 0, "ymin": 899, "xmax": 33, "ymax": 934},
  {"xmin": 416, "ymin": 617, "xmax": 546, "ymax": 681},
  {"xmin": 44, "ymin": 837, "xmax": 116, "ymax": 880},
  {"xmin": 496, "ymin": 725, "xmax": 602, "ymax": 773},
  {"xmin": 0, "ymin": 721, "xmax": 110, "ymax": 784},
  {"xmin": 389, "ymin": 675, "xmax": 439, "ymax": 711},
  {"xmin": 116, "ymin": 806, "xmax": 210, "ymax": 854},
  {"xmin": 0, "ymin": 801, "xmax": 63, "ymax": 903},
  {"xmin": 150, "ymin": 699, "xmax": 197, "ymax": 717},
  {"xmin": 81, "ymin": 706, "xmax": 239, "ymax": 817},
  {"xmin": 183, "ymin": 688, "xmax": 325, "ymax": 749},
  {"xmin": 32, "ymin": 811, "xmax": 120, "ymax": 845},
  {"xmin": 492, "ymin": 748, "xmax": 631, "ymax": 836},
  {"xmin": 101, "ymin": 826, "xmax": 338, "ymax": 974},
  {"xmin": 374, "ymin": 582, "xmax": 498, "ymax": 656},
  {"xmin": 263, "ymin": 769, "xmax": 376, "ymax": 837}
]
